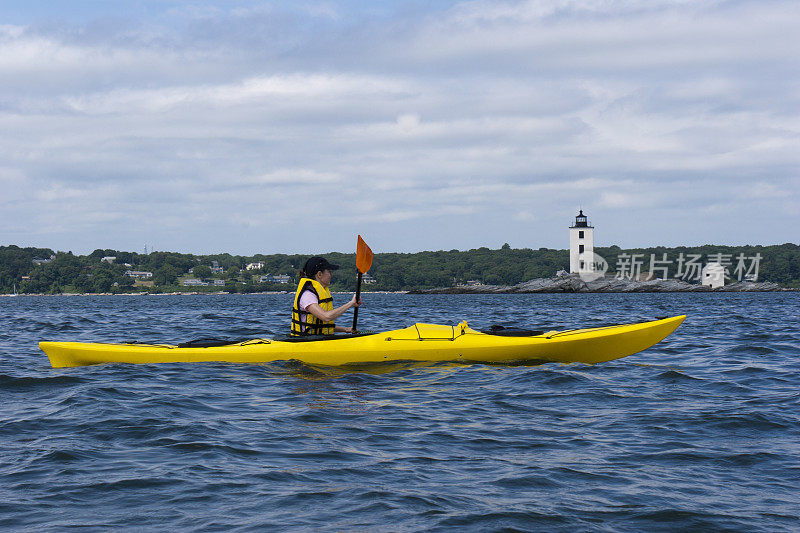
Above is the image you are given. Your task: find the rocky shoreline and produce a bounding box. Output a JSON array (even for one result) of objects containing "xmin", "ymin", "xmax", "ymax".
[{"xmin": 407, "ymin": 274, "xmax": 790, "ymax": 294}]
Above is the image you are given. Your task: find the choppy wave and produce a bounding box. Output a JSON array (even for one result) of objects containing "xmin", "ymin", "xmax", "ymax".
[{"xmin": 0, "ymin": 293, "xmax": 798, "ymax": 531}]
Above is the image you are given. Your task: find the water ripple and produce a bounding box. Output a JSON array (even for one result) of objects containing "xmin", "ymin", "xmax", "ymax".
[{"xmin": 0, "ymin": 293, "xmax": 798, "ymax": 530}]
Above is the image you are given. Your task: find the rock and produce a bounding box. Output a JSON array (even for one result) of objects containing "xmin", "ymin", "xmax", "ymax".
[{"xmin": 407, "ymin": 274, "xmax": 790, "ymax": 294}]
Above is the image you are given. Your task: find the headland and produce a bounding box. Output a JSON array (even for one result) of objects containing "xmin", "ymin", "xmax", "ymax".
[{"xmin": 407, "ymin": 274, "xmax": 788, "ymax": 294}]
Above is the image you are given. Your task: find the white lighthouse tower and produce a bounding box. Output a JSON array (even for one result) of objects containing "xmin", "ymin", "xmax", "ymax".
[{"xmin": 569, "ymin": 209, "xmax": 594, "ymax": 273}]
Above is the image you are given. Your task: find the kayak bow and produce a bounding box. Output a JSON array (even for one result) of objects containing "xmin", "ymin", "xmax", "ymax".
[{"xmin": 40, "ymin": 315, "xmax": 685, "ymax": 368}]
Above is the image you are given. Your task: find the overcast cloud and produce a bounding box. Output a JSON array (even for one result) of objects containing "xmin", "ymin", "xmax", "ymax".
[{"xmin": 1, "ymin": 0, "xmax": 797, "ymax": 255}]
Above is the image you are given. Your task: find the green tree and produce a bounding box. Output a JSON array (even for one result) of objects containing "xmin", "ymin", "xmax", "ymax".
[
  {"xmin": 153, "ymin": 265, "xmax": 179, "ymax": 286},
  {"xmin": 193, "ymin": 265, "xmax": 212, "ymax": 279},
  {"xmin": 92, "ymin": 270, "xmax": 115, "ymax": 292}
]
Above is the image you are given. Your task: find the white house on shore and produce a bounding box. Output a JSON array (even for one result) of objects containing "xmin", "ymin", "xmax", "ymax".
[
  {"xmin": 569, "ymin": 210, "xmax": 594, "ymax": 274},
  {"xmin": 702, "ymin": 262, "xmax": 726, "ymax": 288},
  {"xmin": 124, "ymin": 270, "xmax": 153, "ymax": 279},
  {"xmin": 259, "ymin": 274, "xmax": 291, "ymax": 284}
]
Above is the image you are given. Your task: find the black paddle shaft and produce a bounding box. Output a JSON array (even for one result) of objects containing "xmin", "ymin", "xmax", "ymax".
[{"xmin": 352, "ymin": 271, "xmax": 363, "ymax": 332}]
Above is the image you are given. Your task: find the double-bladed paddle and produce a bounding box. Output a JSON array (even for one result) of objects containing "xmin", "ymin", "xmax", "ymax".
[{"xmin": 352, "ymin": 235, "xmax": 373, "ymax": 333}]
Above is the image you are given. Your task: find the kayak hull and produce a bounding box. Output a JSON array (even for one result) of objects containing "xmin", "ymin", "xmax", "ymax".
[{"xmin": 40, "ymin": 316, "xmax": 685, "ymax": 368}]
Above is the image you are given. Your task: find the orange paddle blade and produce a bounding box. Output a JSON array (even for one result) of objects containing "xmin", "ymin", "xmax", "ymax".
[{"xmin": 356, "ymin": 235, "xmax": 373, "ymax": 273}]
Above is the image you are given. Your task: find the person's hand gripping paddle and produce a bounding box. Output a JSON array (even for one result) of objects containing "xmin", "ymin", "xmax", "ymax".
[{"xmin": 352, "ymin": 235, "xmax": 373, "ymax": 333}]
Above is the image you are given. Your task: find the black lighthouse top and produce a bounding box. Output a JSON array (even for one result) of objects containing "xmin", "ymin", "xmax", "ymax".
[{"xmin": 570, "ymin": 209, "xmax": 592, "ymax": 228}]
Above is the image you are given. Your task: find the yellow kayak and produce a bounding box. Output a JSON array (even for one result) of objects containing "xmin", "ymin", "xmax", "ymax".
[{"xmin": 40, "ymin": 315, "xmax": 685, "ymax": 368}]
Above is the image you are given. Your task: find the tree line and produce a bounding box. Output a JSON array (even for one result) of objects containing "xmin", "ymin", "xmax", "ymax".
[{"xmin": 0, "ymin": 242, "xmax": 798, "ymax": 294}]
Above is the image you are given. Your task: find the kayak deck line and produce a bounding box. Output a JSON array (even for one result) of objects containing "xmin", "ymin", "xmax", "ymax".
[
  {"xmin": 39, "ymin": 315, "xmax": 686, "ymax": 368},
  {"xmin": 544, "ymin": 323, "xmax": 645, "ymax": 339},
  {"xmin": 126, "ymin": 339, "xmax": 275, "ymax": 350}
]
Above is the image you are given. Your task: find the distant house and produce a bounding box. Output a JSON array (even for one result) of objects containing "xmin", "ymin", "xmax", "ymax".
[
  {"xmin": 455, "ymin": 279, "xmax": 483, "ymax": 287},
  {"xmin": 260, "ymin": 274, "xmax": 291, "ymax": 284},
  {"xmin": 182, "ymin": 278, "xmax": 208, "ymax": 286},
  {"xmin": 21, "ymin": 276, "xmax": 31, "ymax": 281},
  {"xmin": 363, "ymin": 274, "xmax": 377, "ymax": 285},
  {"xmin": 213, "ymin": 279, "xmax": 225, "ymax": 286},
  {"xmin": 124, "ymin": 270, "xmax": 153, "ymax": 279},
  {"xmin": 210, "ymin": 266, "xmax": 224, "ymax": 274},
  {"xmin": 246, "ymin": 262, "xmax": 265, "ymax": 271},
  {"xmin": 101, "ymin": 256, "xmax": 116, "ymax": 264},
  {"xmin": 702, "ymin": 263, "xmax": 725, "ymax": 289},
  {"xmin": 32, "ymin": 256, "xmax": 54, "ymax": 266}
]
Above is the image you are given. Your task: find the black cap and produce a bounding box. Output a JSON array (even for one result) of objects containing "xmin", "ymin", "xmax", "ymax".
[{"xmin": 303, "ymin": 256, "xmax": 340, "ymax": 277}]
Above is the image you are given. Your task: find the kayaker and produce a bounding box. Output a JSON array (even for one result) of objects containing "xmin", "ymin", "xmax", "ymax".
[{"xmin": 291, "ymin": 256, "xmax": 362, "ymax": 336}]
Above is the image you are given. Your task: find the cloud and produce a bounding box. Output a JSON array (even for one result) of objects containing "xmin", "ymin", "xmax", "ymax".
[
  {"xmin": 61, "ymin": 73, "xmax": 410, "ymax": 114},
  {"xmin": 0, "ymin": 0, "xmax": 798, "ymax": 254},
  {"xmin": 396, "ymin": 113, "xmax": 421, "ymax": 134},
  {"xmin": 598, "ymin": 191, "xmax": 656, "ymax": 209},
  {"xmin": 249, "ymin": 168, "xmax": 342, "ymax": 185}
]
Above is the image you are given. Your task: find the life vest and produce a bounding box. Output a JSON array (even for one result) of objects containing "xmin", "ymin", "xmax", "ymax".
[{"xmin": 291, "ymin": 278, "xmax": 335, "ymax": 336}]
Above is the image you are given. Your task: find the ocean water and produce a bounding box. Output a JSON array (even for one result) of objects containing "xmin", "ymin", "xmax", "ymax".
[{"xmin": 1, "ymin": 292, "xmax": 798, "ymax": 531}]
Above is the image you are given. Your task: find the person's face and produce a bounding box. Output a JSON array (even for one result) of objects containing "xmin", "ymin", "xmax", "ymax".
[{"xmin": 315, "ymin": 269, "xmax": 332, "ymax": 287}]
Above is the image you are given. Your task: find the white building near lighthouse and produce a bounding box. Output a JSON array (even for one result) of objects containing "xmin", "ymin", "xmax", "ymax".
[
  {"xmin": 701, "ymin": 262, "xmax": 725, "ymax": 288},
  {"xmin": 569, "ymin": 210, "xmax": 594, "ymax": 274}
]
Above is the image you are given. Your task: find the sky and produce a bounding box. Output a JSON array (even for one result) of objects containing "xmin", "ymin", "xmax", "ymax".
[{"xmin": 1, "ymin": 0, "xmax": 798, "ymax": 255}]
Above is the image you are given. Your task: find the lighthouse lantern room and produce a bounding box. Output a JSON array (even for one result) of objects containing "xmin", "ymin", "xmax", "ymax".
[{"xmin": 569, "ymin": 210, "xmax": 594, "ymax": 273}]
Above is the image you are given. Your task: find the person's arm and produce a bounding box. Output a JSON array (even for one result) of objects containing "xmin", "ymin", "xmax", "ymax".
[{"xmin": 305, "ymin": 294, "xmax": 362, "ymax": 329}]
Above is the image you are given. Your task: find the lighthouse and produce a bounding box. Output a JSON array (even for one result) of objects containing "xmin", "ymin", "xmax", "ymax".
[{"xmin": 569, "ymin": 209, "xmax": 594, "ymax": 273}]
